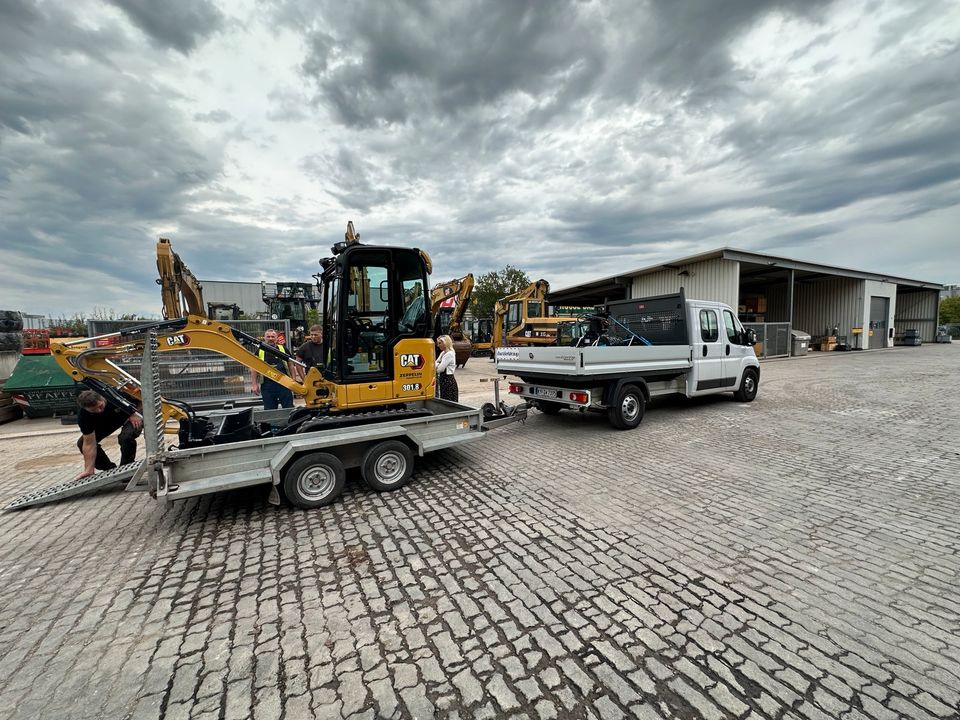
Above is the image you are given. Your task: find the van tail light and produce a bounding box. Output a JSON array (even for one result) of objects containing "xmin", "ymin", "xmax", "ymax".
[
  {"xmin": 508, "ymin": 383, "xmax": 523, "ymax": 394},
  {"xmin": 568, "ymin": 392, "xmax": 588, "ymax": 404}
]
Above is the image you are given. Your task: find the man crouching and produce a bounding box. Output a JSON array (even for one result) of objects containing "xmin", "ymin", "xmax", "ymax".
[{"xmin": 75, "ymin": 389, "xmax": 143, "ymax": 479}]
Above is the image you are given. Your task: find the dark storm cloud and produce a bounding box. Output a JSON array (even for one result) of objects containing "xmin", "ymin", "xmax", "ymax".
[
  {"xmin": 105, "ymin": 0, "xmax": 223, "ymax": 54},
  {"xmin": 601, "ymin": 0, "xmax": 835, "ymax": 104},
  {"xmin": 295, "ymin": 0, "xmax": 606, "ymax": 128},
  {"xmin": 0, "ymin": 0, "xmax": 227, "ymax": 314},
  {"xmin": 717, "ymin": 33, "xmax": 960, "ymax": 218}
]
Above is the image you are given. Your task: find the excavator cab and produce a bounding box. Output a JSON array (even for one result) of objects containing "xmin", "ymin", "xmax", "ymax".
[{"xmin": 319, "ymin": 242, "xmax": 435, "ymax": 403}]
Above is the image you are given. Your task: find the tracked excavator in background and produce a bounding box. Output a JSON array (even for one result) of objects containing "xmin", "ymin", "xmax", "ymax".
[
  {"xmin": 50, "ymin": 222, "xmax": 439, "ymax": 435},
  {"xmin": 470, "ymin": 279, "xmax": 576, "ymax": 355},
  {"xmin": 430, "ymin": 273, "xmax": 474, "ymax": 368}
]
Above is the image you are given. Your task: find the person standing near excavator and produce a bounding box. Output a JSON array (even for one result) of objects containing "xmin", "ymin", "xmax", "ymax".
[
  {"xmin": 294, "ymin": 324, "xmax": 325, "ymax": 381},
  {"xmin": 251, "ymin": 329, "xmax": 295, "ymax": 410}
]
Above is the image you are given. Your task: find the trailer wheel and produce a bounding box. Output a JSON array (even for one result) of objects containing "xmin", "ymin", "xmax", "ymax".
[
  {"xmin": 283, "ymin": 452, "xmax": 345, "ymax": 509},
  {"xmin": 734, "ymin": 368, "xmax": 759, "ymax": 402},
  {"xmin": 361, "ymin": 441, "xmax": 414, "ymax": 492},
  {"xmin": 537, "ymin": 401, "xmax": 563, "ymax": 415},
  {"xmin": 608, "ymin": 384, "xmax": 644, "ymax": 430}
]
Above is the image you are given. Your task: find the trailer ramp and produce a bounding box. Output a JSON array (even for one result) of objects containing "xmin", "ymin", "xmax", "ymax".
[{"xmin": 2, "ymin": 462, "xmax": 145, "ymax": 512}]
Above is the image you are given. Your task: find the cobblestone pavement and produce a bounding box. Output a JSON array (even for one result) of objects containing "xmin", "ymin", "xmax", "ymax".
[{"xmin": 0, "ymin": 346, "xmax": 958, "ymax": 719}]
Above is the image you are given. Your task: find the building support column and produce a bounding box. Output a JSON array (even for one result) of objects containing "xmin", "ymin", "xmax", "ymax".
[{"xmin": 787, "ymin": 269, "xmax": 795, "ymax": 335}]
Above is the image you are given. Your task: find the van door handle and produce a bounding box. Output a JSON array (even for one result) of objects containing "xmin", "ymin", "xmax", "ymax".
[
  {"xmin": 702, "ymin": 345, "xmax": 708, "ymax": 357},
  {"xmin": 725, "ymin": 345, "xmax": 730, "ymax": 356}
]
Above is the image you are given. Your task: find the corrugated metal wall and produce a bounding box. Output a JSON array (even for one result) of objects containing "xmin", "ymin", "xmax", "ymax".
[
  {"xmin": 791, "ymin": 277, "xmax": 864, "ymax": 340},
  {"xmin": 895, "ymin": 289, "xmax": 939, "ymax": 342},
  {"xmin": 200, "ymin": 281, "xmax": 265, "ymax": 316},
  {"xmin": 765, "ymin": 285, "xmax": 790, "ymax": 322},
  {"xmin": 632, "ymin": 258, "xmax": 739, "ymax": 307}
]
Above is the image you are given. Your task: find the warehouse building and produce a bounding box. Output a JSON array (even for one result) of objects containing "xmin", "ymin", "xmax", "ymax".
[
  {"xmin": 200, "ymin": 280, "xmax": 264, "ymax": 317},
  {"xmin": 548, "ymin": 248, "xmax": 943, "ymax": 356}
]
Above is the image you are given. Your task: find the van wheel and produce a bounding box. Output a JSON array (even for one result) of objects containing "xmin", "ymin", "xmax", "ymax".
[
  {"xmin": 537, "ymin": 401, "xmax": 563, "ymax": 415},
  {"xmin": 361, "ymin": 440, "xmax": 414, "ymax": 492},
  {"xmin": 735, "ymin": 368, "xmax": 759, "ymax": 402},
  {"xmin": 283, "ymin": 452, "xmax": 345, "ymax": 508},
  {"xmin": 608, "ymin": 384, "xmax": 644, "ymax": 430}
]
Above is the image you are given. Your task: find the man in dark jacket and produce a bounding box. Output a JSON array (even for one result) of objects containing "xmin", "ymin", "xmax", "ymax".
[
  {"xmin": 295, "ymin": 324, "xmax": 325, "ymax": 380},
  {"xmin": 75, "ymin": 389, "xmax": 143, "ymax": 478}
]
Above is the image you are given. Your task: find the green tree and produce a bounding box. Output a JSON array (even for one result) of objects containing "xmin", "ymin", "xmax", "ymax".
[
  {"xmin": 469, "ymin": 265, "xmax": 532, "ymax": 320},
  {"xmin": 940, "ymin": 296, "xmax": 960, "ymax": 324}
]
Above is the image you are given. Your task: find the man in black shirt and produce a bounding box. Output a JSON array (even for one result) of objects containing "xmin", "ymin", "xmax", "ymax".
[
  {"xmin": 295, "ymin": 325, "xmax": 325, "ymax": 380},
  {"xmin": 75, "ymin": 389, "xmax": 143, "ymax": 478}
]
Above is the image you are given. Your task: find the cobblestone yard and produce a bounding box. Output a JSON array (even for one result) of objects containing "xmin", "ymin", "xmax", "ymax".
[{"xmin": 0, "ymin": 345, "xmax": 958, "ymax": 720}]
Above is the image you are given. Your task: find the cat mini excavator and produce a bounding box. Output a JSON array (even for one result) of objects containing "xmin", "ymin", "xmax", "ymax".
[
  {"xmin": 50, "ymin": 223, "xmax": 438, "ymax": 434},
  {"xmin": 430, "ymin": 273, "xmax": 474, "ymax": 367}
]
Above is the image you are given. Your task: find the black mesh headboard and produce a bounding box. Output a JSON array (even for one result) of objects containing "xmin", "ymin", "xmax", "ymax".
[{"xmin": 603, "ymin": 289, "xmax": 689, "ymax": 346}]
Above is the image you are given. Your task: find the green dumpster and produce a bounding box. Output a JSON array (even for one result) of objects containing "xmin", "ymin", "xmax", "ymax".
[{"xmin": 4, "ymin": 355, "xmax": 80, "ymax": 418}]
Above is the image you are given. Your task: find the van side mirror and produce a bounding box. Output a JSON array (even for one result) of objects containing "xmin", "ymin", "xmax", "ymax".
[{"xmin": 744, "ymin": 329, "xmax": 757, "ymax": 345}]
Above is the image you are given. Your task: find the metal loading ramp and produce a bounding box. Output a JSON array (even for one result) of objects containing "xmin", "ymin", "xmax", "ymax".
[{"xmin": 2, "ymin": 461, "xmax": 145, "ymax": 511}]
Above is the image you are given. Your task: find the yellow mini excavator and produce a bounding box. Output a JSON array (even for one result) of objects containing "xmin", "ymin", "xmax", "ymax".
[{"xmin": 50, "ymin": 223, "xmax": 438, "ymax": 434}]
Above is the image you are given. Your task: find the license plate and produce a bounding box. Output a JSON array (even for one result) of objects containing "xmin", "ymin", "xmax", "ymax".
[{"xmin": 532, "ymin": 387, "xmax": 557, "ymax": 398}]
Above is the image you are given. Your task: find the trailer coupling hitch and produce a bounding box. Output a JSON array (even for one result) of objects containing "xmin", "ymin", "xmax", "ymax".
[{"xmin": 479, "ymin": 400, "xmax": 529, "ymax": 429}]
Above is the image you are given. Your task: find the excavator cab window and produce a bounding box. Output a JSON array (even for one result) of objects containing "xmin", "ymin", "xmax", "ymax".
[
  {"xmin": 527, "ymin": 300, "xmax": 543, "ymax": 319},
  {"xmin": 397, "ymin": 252, "xmax": 429, "ymax": 336},
  {"xmin": 506, "ymin": 301, "xmax": 522, "ymax": 332},
  {"xmin": 322, "ymin": 245, "xmax": 430, "ymax": 384}
]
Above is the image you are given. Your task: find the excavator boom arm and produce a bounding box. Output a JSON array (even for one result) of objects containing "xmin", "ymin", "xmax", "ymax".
[
  {"xmin": 157, "ymin": 238, "xmax": 206, "ymax": 319},
  {"xmin": 50, "ymin": 315, "xmax": 321, "ymax": 432}
]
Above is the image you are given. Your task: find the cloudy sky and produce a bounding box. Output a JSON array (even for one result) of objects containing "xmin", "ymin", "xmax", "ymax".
[{"xmin": 1, "ymin": 0, "xmax": 958, "ymax": 318}]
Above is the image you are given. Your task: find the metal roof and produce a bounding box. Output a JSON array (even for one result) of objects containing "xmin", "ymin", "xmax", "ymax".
[{"xmin": 548, "ymin": 247, "xmax": 943, "ymax": 305}]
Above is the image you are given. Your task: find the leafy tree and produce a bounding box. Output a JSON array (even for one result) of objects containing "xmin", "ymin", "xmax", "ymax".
[
  {"xmin": 940, "ymin": 296, "xmax": 960, "ymax": 324},
  {"xmin": 470, "ymin": 265, "xmax": 532, "ymax": 320}
]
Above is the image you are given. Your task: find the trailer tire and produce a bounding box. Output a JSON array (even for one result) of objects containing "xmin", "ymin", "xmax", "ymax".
[
  {"xmin": 607, "ymin": 384, "xmax": 644, "ymax": 430},
  {"xmin": 537, "ymin": 400, "xmax": 563, "ymax": 415},
  {"xmin": 734, "ymin": 368, "xmax": 759, "ymax": 402},
  {"xmin": 361, "ymin": 440, "xmax": 414, "ymax": 492},
  {"xmin": 0, "ymin": 310, "xmax": 23, "ymax": 332},
  {"xmin": 283, "ymin": 452, "xmax": 345, "ymax": 509}
]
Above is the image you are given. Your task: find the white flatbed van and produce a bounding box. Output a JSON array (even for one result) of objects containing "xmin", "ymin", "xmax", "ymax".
[{"xmin": 495, "ymin": 291, "xmax": 760, "ymax": 429}]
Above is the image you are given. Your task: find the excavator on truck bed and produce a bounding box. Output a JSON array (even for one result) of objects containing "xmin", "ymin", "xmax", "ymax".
[{"xmin": 50, "ymin": 223, "xmax": 439, "ymax": 435}]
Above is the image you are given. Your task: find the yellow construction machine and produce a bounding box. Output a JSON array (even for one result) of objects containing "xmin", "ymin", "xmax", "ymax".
[
  {"xmin": 430, "ymin": 273, "xmax": 474, "ymax": 367},
  {"xmin": 50, "ymin": 223, "xmax": 438, "ymax": 433},
  {"xmin": 471, "ymin": 279, "xmax": 575, "ymax": 354}
]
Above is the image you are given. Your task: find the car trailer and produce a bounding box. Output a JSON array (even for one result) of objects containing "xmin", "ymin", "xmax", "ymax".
[{"xmin": 4, "ymin": 331, "xmax": 527, "ymax": 512}]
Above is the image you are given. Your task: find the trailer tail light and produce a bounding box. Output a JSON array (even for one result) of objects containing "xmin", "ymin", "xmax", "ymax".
[
  {"xmin": 508, "ymin": 383, "xmax": 523, "ymax": 394},
  {"xmin": 568, "ymin": 392, "xmax": 588, "ymax": 404}
]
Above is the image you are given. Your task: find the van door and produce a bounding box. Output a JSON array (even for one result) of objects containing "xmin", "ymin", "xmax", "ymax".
[
  {"xmin": 691, "ymin": 307, "xmax": 724, "ymax": 394},
  {"xmin": 721, "ymin": 308, "xmax": 747, "ymax": 389}
]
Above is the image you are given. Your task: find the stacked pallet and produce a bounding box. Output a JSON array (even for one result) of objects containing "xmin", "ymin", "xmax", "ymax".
[
  {"xmin": 0, "ymin": 380, "xmax": 23, "ymax": 425},
  {"xmin": 0, "ymin": 310, "xmax": 25, "ymax": 424}
]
